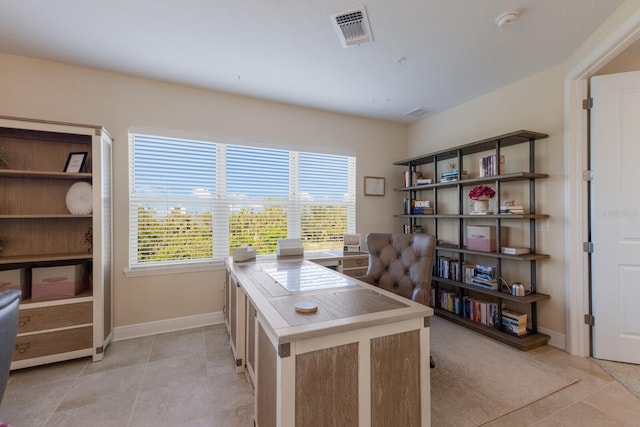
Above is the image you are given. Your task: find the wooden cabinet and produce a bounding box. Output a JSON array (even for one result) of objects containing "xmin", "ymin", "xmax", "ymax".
[
  {"xmin": 0, "ymin": 116, "xmax": 113, "ymax": 369},
  {"xmin": 394, "ymin": 130, "xmax": 550, "ymax": 350}
]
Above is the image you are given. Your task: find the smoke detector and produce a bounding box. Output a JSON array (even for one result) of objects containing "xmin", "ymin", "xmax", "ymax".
[
  {"xmin": 330, "ymin": 6, "xmax": 373, "ymax": 48},
  {"xmin": 496, "ymin": 10, "xmax": 520, "ymax": 27}
]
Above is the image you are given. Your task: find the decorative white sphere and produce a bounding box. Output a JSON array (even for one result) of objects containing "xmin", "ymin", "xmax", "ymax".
[{"xmin": 66, "ymin": 182, "xmax": 93, "ymax": 214}]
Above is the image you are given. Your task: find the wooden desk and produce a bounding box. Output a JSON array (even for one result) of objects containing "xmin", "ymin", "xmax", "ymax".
[{"xmin": 225, "ymin": 256, "xmax": 433, "ymax": 427}]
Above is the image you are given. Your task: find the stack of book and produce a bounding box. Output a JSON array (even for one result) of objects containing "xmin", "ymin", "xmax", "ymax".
[
  {"xmin": 471, "ymin": 264, "xmax": 497, "ymax": 290},
  {"xmin": 501, "ymin": 246, "xmax": 530, "ymax": 255},
  {"xmin": 478, "ymin": 154, "xmax": 505, "ymax": 177},
  {"xmin": 502, "ymin": 308, "xmax": 528, "ymax": 336},
  {"xmin": 411, "ymin": 200, "xmax": 433, "ymax": 215},
  {"xmin": 440, "ymin": 170, "xmax": 468, "ymax": 182},
  {"xmin": 500, "ymin": 204, "xmax": 526, "ymax": 214},
  {"xmin": 415, "ymin": 177, "xmax": 432, "ymax": 185}
]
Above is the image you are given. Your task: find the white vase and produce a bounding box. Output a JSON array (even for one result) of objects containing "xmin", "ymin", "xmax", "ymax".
[{"xmin": 473, "ymin": 197, "xmax": 490, "ymax": 213}]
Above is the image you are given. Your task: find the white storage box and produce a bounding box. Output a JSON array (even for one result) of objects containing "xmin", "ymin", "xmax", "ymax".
[
  {"xmin": 31, "ymin": 264, "xmax": 86, "ymax": 302},
  {"xmin": 0, "ymin": 268, "xmax": 29, "ymax": 300}
]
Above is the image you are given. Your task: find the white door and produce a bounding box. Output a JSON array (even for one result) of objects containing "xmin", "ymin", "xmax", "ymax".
[{"xmin": 591, "ymin": 71, "xmax": 640, "ymax": 364}]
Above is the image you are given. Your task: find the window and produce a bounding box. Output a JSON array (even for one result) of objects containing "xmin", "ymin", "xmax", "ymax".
[{"xmin": 129, "ymin": 133, "xmax": 356, "ymax": 269}]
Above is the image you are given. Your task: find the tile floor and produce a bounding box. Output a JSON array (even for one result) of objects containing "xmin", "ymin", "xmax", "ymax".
[
  {"xmin": 0, "ymin": 323, "xmax": 639, "ymax": 427},
  {"xmin": 1, "ymin": 325, "xmax": 254, "ymax": 427}
]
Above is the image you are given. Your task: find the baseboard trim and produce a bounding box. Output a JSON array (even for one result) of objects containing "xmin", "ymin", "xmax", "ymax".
[
  {"xmin": 538, "ymin": 326, "xmax": 566, "ymax": 351},
  {"xmin": 113, "ymin": 311, "xmax": 225, "ymax": 341}
]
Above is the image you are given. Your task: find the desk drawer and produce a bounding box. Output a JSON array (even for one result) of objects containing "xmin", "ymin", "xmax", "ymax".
[
  {"xmin": 18, "ymin": 301, "xmax": 92, "ymax": 334},
  {"xmin": 342, "ymin": 268, "xmax": 368, "ymax": 278},
  {"xmin": 342, "ymin": 257, "xmax": 368, "ymax": 269},
  {"xmin": 13, "ymin": 326, "xmax": 93, "ymax": 361}
]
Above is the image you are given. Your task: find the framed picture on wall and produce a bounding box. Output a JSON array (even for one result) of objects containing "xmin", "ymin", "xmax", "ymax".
[
  {"xmin": 64, "ymin": 152, "xmax": 88, "ymax": 173},
  {"xmin": 364, "ymin": 176, "xmax": 385, "ymax": 196}
]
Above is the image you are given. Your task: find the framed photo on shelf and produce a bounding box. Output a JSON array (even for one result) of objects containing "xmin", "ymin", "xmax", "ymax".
[
  {"xmin": 64, "ymin": 152, "xmax": 88, "ymax": 173},
  {"xmin": 364, "ymin": 176, "xmax": 385, "ymax": 196}
]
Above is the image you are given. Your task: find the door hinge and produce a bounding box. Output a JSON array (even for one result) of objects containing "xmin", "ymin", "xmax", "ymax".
[
  {"xmin": 583, "ymin": 98, "xmax": 593, "ymax": 109},
  {"xmin": 583, "ymin": 241, "xmax": 594, "ymax": 253},
  {"xmin": 582, "ymin": 170, "xmax": 593, "ymax": 181},
  {"xmin": 584, "ymin": 314, "xmax": 595, "ymax": 326}
]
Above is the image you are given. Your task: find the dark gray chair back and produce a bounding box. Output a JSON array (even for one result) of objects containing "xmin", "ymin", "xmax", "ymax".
[{"xmin": 0, "ymin": 289, "xmax": 20, "ymax": 403}]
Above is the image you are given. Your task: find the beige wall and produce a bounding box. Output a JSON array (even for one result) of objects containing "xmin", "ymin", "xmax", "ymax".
[
  {"xmin": 596, "ymin": 45, "xmax": 640, "ymax": 75},
  {"xmin": 408, "ymin": 65, "xmax": 567, "ymax": 338},
  {"xmin": 0, "ymin": 52, "xmax": 407, "ymax": 328}
]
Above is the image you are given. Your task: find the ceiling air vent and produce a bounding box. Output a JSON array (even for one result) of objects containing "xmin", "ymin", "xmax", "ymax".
[
  {"xmin": 330, "ymin": 6, "xmax": 373, "ymax": 48},
  {"xmin": 404, "ymin": 107, "xmax": 435, "ymax": 118}
]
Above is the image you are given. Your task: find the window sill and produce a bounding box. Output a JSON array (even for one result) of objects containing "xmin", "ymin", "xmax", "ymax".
[{"xmin": 123, "ymin": 261, "xmax": 225, "ymax": 278}]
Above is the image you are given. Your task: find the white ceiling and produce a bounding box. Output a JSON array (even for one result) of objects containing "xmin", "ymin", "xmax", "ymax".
[{"xmin": 0, "ymin": 0, "xmax": 625, "ymax": 123}]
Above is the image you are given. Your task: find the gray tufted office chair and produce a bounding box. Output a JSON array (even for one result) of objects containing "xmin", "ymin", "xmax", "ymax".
[
  {"xmin": 0, "ymin": 290, "xmax": 20, "ymax": 404},
  {"xmin": 358, "ymin": 233, "xmax": 437, "ymax": 367},
  {"xmin": 358, "ymin": 233, "xmax": 436, "ymax": 306}
]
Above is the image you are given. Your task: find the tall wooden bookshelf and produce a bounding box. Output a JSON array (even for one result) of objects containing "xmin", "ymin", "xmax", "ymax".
[{"xmin": 0, "ymin": 116, "xmax": 113, "ymax": 369}]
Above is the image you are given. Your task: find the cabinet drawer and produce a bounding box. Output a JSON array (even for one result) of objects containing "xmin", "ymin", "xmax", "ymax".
[
  {"xmin": 342, "ymin": 267, "xmax": 368, "ymax": 278},
  {"xmin": 342, "ymin": 257, "xmax": 368, "ymax": 269},
  {"xmin": 13, "ymin": 326, "xmax": 93, "ymax": 361},
  {"xmin": 18, "ymin": 301, "xmax": 92, "ymax": 333}
]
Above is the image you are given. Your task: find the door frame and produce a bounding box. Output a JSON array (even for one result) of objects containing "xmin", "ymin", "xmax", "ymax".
[{"xmin": 565, "ymin": 9, "xmax": 640, "ymax": 357}]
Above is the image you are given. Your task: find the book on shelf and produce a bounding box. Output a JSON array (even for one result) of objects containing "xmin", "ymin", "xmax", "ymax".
[
  {"xmin": 502, "ymin": 317, "xmax": 527, "ymax": 330},
  {"xmin": 408, "ymin": 199, "xmax": 433, "ymax": 215},
  {"xmin": 502, "ymin": 323, "xmax": 528, "ymax": 336},
  {"xmin": 478, "ymin": 154, "xmax": 505, "ymax": 177},
  {"xmin": 474, "ymin": 264, "xmax": 495, "ymax": 280},
  {"xmin": 462, "ymin": 297, "xmax": 498, "ymax": 327},
  {"xmin": 471, "ymin": 277, "xmax": 498, "ymax": 290},
  {"xmin": 403, "ymin": 170, "xmax": 424, "ymax": 187},
  {"xmin": 501, "ymin": 246, "xmax": 531, "ymax": 255},
  {"xmin": 500, "ymin": 201, "xmax": 526, "ymax": 214},
  {"xmin": 411, "ymin": 207, "xmax": 434, "ymax": 215},
  {"xmin": 436, "ymin": 256, "xmax": 461, "ymax": 281},
  {"xmin": 502, "ymin": 307, "xmax": 527, "ymax": 324},
  {"xmin": 463, "ymin": 264, "xmax": 475, "ymax": 284},
  {"xmin": 440, "ymin": 170, "xmax": 468, "ymax": 182},
  {"xmin": 415, "ymin": 178, "xmax": 432, "ymax": 185}
]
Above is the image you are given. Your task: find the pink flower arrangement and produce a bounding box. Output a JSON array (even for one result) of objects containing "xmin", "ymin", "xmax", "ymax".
[{"xmin": 468, "ymin": 185, "xmax": 496, "ymax": 200}]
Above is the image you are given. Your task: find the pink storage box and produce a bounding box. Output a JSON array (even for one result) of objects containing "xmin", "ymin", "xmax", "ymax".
[
  {"xmin": 0, "ymin": 268, "xmax": 29, "ymax": 300},
  {"xmin": 466, "ymin": 226, "xmax": 508, "ymax": 252},
  {"xmin": 31, "ymin": 264, "xmax": 86, "ymax": 302}
]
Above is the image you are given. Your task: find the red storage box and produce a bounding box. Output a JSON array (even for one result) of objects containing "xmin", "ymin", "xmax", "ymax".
[
  {"xmin": 0, "ymin": 268, "xmax": 29, "ymax": 300},
  {"xmin": 466, "ymin": 226, "xmax": 508, "ymax": 252},
  {"xmin": 31, "ymin": 264, "xmax": 86, "ymax": 302}
]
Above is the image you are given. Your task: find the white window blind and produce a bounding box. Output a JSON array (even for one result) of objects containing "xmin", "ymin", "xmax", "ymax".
[{"xmin": 129, "ymin": 133, "xmax": 356, "ymax": 269}]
